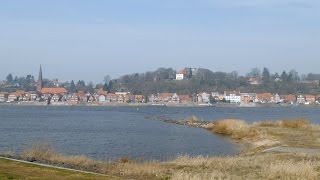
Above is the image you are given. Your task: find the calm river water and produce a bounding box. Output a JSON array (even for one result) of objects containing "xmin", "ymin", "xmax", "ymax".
[{"xmin": 0, "ymin": 105, "xmax": 319, "ymax": 160}]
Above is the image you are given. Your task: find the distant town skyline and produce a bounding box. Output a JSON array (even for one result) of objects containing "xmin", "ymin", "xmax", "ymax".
[{"xmin": 1, "ymin": 0, "xmax": 320, "ymax": 83}]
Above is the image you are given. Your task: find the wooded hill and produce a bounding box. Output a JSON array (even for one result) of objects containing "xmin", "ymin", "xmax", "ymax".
[{"xmin": 111, "ymin": 68, "xmax": 320, "ymax": 95}]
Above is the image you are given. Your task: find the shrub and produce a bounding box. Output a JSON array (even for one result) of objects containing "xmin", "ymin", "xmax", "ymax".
[
  {"xmin": 186, "ymin": 116, "xmax": 202, "ymax": 123},
  {"xmin": 280, "ymin": 119, "xmax": 311, "ymax": 129},
  {"xmin": 256, "ymin": 119, "xmax": 311, "ymax": 129},
  {"xmin": 209, "ymin": 119, "xmax": 257, "ymax": 139},
  {"xmin": 256, "ymin": 121, "xmax": 279, "ymax": 127}
]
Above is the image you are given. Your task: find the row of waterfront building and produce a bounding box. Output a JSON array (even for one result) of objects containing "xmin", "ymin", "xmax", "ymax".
[
  {"xmin": 1, "ymin": 87, "xmax": 320, "ymax": 105},
  {"xmin": 2, "ymin": 66, "xmax": 319, "ymax": 105}
]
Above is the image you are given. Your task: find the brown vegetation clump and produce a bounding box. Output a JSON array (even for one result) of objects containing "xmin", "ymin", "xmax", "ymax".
[
  {"xmin": 171, "ymin": 171, "xmax": 228, "ymax": 180},
  {"xmin": 169, "ymin": 154, "xmax": 320, "ymax": 180},
  {"xmin": 0, "ymin": 150, "xmax": 16, "ymax": 158},
  {"xmin": 20, "ymin": 142, "xmax": 168, "ymax": 179},
  {"xmin": 207, "ymin": 119, "xmax": 258, "ymax": 139},
  {"xmin": 267, "ymin": 160, "xmax": 318, "ymax": 179},
  {"xmin": 256, "ymin": 118, "xmax": 311, "ymax": 129},
  {"xmin": 281, "ymin": 118, "xmax": 311, "ymax": 129},
  {"xmin": 22, "ymin": 142, "xmax": 104, "ymax": 172},
  {"xmin": 255, "ymin": 120, "xmax": 280, "ymax": 127},
  {"xmin": 186, "ymin": 116, "xmax": 202, "ymax": 123},
  {"xmin": 22, "ymin": 143, "xmax": 56, "ymax": 161}
]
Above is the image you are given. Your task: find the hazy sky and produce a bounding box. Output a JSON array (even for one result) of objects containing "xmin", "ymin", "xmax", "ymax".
[{"xmin": 1, "ymin": 0, "xmax": 320, "ymax": 83}]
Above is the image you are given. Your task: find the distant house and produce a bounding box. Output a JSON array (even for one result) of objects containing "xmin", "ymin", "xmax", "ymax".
[
  {"xmin": 8, "ymin": 91, "xmax": 22, "ymax": 102},
  {"xmin": 148, "ymin": 94, "xmax": 160, "ymax": 103},
  {"xmin": 274, "ymin": 78, "xmax": 282, "ymax": 82},
  {"xmin": 88, "ymin": 95, "xmax": 95, "ymax": 102},
  {"xmin": 123, "ymin": 95, "xmax": 132, "ymax": 102},
  {"xmin": 198, "ymin": 92, "xmax": 211, "ymax": 103},
  {"xmin": 247, "ymin": 78, "xmax": 261, "ymax": 85},
  {"xmin": 79, "ymin": 91, "xmax": 90, "ymax": 102},
  {"xmin": 21, "ymin": 92, "xmax": 30, "ymax": 101},
  {"xmin": 305, "ymin": 95, "xmax": 316, "ymax": 104},
  {"xmin": 274, "ymin": 93, "xmax": 281, "ymax": 103},
  {"xmin": 224, "ymin": 91, "xmax": 241, "ymax": 103},
  {"xmin": 66, "ymin": 92, "xmax": 89, "ymax": 103},
  {"xmin": 41, "ymin": 88, "xmax": 68, "ymax": 95},
  {"xmin": 176, "ymin": 70, "xmax": 188, "ymax": 80},
  {"xmin": 134, "ymin": 95, "xmax": 145, "ymax": 103},
  {"xmin": 29, "ymin": 92, "xmax": 39, "ymax": 101},
  {"xmin": 51, "ymin": 94, "xmax": 61, "ymax": 102},
  {"xmin": 179, "ymin": 95, "xmax": 192, "ymax": 104},
  {"xmin": 283, "ymin": 95, "xmax": 297, "ymax": 104},
  {"xmin": 211, "ymin": 92, "xmax": 219, "ymax": 97},
  {"xmin": 6, "ymin": 90, "xmax": 26, "ymax": 102},
  {"xmin": 8, "ymin": 94, "xmax": 18, "ymax": 102},
  {"xmin": 210, "ymin": 92, "xmax": 221, "ymax": 101},
  {"xmin": 240, "ymin": 93, "xmax": 256, "ymax": 103},
  {"xmin": 115, "ymin": 92, "xmax": 130, "ymax": 96},
  {"xmin": 159, "ymin": 93, "xmax": 174, "ymax": 102},
  {"xmin": 98, "ymin": 95, "xmax": 106, "ymax": 102},
  {"xmin": 92, "ymin": 93, "xmax": 100, "ymax": 102},
  {"xmin": 151, "ymin": 93, "xmax": 180, "ymax": 103},
  {"xmin": 69, "ymin": 93, "xmax": 79, "ymax": 102},
  {"xmin": 255, "ymin": 93, "xmax": 274, "ymax": 103},
  {"xmin": 106, "ymin": 93, "xmax": 118, "ymax": 102},
  {"xmin": 0, "ymin": 92, "xmax": 9, "ymax": 102},
  {"xmin": 296, "ymin": 95, "xmax": 305, "ymax": 104},
  {"xmin": 41, "ymin": 88, "xmax": 68, "ymax": 102},
  {"xmin": 117, "ymin": 94, "xmax": 125, "ymax": 103},
  {"xmin": 171, "ymin": 93, "xmax": 180, "ymax": 103}
]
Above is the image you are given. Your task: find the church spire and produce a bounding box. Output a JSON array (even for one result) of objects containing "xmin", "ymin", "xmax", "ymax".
[{"xmin": 37, "ymin": 65, "xmax": 43, "ymax": 92}]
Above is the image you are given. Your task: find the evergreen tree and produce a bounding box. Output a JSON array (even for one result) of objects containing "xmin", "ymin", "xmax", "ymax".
[
  {"xmin": 70, "ymin": 80, "xmax": 76, "ymax": 93},
  {"xmin": 77, "ymin": 80, "xmax": 86, "ymax": 87},
  {"xmin": 14, "ymin": 76, "xmax": 18, "ymax": 83},
  {"xmin": 103, "ymin": 83, "xmax": 109, "ymax": 91},
  {"xmin": 108, "ymin": 80, "xmax": 113, "ymax": 92},
  {"xmin": 26, "ymin": 74, "xmax": 34, "ymax": 83},
  {"xmin": 281, "ymin": 71, "xmax": 288, "ymax": 82},
  {"xmin": 188, "ymin": 67, "xmax": 192, "ymax": 79},
  {"xmin": 289, "ymin": 69, "xmax": 299, "ymax": 83},
  {"xmin": 262, "ymin": 67, "xmax": 271, "ymax": 84},
  {"xmin": 86, "ymin": 82, "xmax": 94, "ymax": 93},
  {"xmin": 6, "ymin": 73, "xmax": 13, "ymax": 84}
]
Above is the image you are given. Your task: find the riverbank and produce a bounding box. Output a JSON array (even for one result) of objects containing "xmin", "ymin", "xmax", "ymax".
[
  {"xmin": 0, "ymin": 157, "xmax": 110, "ymax": 179},
  {"xmin": 2, "ymin": 150, "xmax": 319, "ymax": 179},
  {"xmin": 146, "ymin": 116, "xmax": 320, "ymax": 152},
  {"xmin": 2, "ymin": 118, "xmax": 320, "ymax": 179}
]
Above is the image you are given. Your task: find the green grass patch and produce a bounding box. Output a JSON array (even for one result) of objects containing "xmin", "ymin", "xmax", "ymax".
[{"xmin": 0, "ymin": 158, "xmax": 111, "ymax": 180}]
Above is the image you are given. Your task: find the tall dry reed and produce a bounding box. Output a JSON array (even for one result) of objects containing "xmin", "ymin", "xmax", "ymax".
[{"xmin": 207, "ymin": 119, "xmax": 258, "ymax": 139}]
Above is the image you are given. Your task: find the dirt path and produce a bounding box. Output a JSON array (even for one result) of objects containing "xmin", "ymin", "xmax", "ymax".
[{"xmin": 263, "ymin": 146, "xmax": 320, "ymax": 154}]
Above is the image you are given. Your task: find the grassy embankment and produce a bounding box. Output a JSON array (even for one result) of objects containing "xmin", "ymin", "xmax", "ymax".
[
  {"xmin": 2, "ymin": 118, "xmax": 320, "ymax": 179},
  {"xmin": 0, "ymin": 157, "xmax": 110, "ymax": 180}
]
